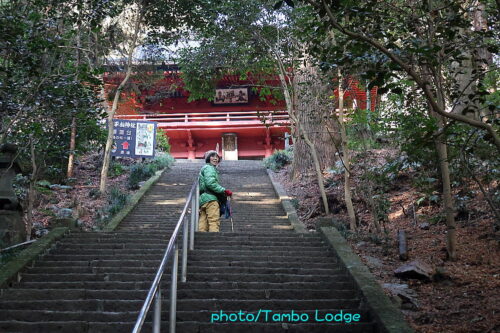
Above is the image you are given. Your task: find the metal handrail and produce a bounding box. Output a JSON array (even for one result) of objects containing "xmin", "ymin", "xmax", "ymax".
[
  {"xmin": 132, "ymin": 178, "xmax": 200, "ymax": 333},
  {"xmin": 0, "ymin": 240, "xmax": 36, "ymax": 253}
]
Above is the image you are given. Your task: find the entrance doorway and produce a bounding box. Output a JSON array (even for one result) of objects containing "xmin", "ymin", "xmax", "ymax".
[{"xmin": 222, "ymin": 133, "xmax": 238, "ymax": 160}]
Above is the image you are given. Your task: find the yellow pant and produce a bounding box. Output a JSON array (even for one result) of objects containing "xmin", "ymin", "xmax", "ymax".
[{"xmin": 199, "ymin": 201, "xmax": 220, "ymax": 232}]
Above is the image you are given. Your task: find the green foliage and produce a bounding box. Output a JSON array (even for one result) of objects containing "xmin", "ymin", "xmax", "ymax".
[
  {"xmin": 347, "ymin": 108, "xmax": 383, "ymax": 150},
  {"xmin": 12, "ymin": 174, "xmax": 29, "ymax": 202},
  {"xmin": 128, "ymin": 164, "xmax": 156, "ymax": 190},
  {"xmin": 332, "ymin": 219, "xmax": 355, "ymax": 240},
  {"xmin": 95, "ymin": 187, "xmax": 129, "ymax": 228},
  {"xmin": 106, "ymin": 187, "xmax": 129, "ymax": 217},
  {"xmin": 414, "ymin": 176, "xmax": 440, "ymax": 207},
  {"xmin": 383, "ymin": 98, "xmax": 439, "ymax": 171},
  {"xmin": 39, "ymin": 208, "xmax": 56, "ymax": 218},
  {"xmin": 297, "ymin": 0, "xmax": 499, "ymax": 107},
  {"xmin": 108, "ymin": 161, "xmax": 126, "ymax": 178},
  {"xmin": 34, "ymin": 186, "xmax": 53, "ymax": 195},
  {"xmin": 128, "ymin": 154, "xmax": 174, "ymax": 189},
  {"xmin": 359, "ymin": 160, "xmax": 396, "ymax": 224},
  {"xmin": 156, "ymin": 128, "xmax": 171, "ymax": 153},
  {"xmin": 152, "ymin": 154, "xmax": 175, "ymax": 169},
  {"xmin": 0, "ymin": 0, "xmax": 108, "ymax": 182},
  {"xmin": 263, "ymin": 149, "xmax": 293, "ymax": 171},
  {"xmin": 0, "ymin": 246, "xmax": 22, "ymax": 268},
  {"xmin": 36, "ymin": 180, "xmax": 52, "ymax": 188},
  {"xmin": 175, "ymin": 0, "xmax": 298, "ymax": 102},
  {"xmin": 371, "ymin": 194, "xmax": 391, "ymax": 223}
]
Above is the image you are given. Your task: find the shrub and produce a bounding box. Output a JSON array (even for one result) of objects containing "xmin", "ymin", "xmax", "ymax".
[
  {"xmin": 156, "ymin": 128, "xmax": 171, "ymax": 153},
  {"xmin": 150, "ymin": 154, "xmax": 174, "ymax": 170},
  {"xmin": 108, "ymin": 161, "xmax": 126, "ymax": 178},
  {"xmin": 263, "ymin": 149, "xmax": 293, "ymax": 171},
  {"xmin": 107, "ymin": 187, "xmax": 129, "ymax": 216},
  {"xmin": 128, "ymin": 164, "xmax": 153, "ymax": 189},
  {"xmin": 128, "ymin": 154, "xmax": 174, "ymax": 189},
  {"xmin": 94, "ymin": 187, "xmax": 129, "ymax": 229}
]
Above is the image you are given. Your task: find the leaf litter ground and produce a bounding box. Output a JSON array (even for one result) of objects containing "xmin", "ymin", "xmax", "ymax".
[{"xmin": 270, "ymin": 149, "xmax": 499, "ymax": 333}]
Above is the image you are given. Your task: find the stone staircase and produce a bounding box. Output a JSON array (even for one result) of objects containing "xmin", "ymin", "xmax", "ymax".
[{"xmin": 0, "ymin": 160, "xmax": 378, "ymax": 332}]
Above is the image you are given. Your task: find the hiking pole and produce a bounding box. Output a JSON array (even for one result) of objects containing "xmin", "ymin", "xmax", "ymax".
[{"xmin": 228, "ymin": 197, "xmax": 234, "ymax": 232}]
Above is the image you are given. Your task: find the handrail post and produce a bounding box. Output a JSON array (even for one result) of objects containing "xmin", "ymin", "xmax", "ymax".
[
  {"xmin": 190, "ymin": 194, "xmax": 195, "ymax": 251},
  {"xmin": 195, "ymin": 183, "xmax": 200, "ymax": 231},
  {"xmin": 170, "ymin": 244, "xmax": 179, "ymax": 333},
  {"xmin": 153, "ymin": 288, "xmax": 161, "ymax": 333},
  {"xmin": 181, "ymin": 216, "xmax": 188, "ymax": 282}
]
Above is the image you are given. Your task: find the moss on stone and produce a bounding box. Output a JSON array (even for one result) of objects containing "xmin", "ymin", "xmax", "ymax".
[
  {"xmin": 102, "ymin": 168, "xmax": 166, "ymax": 232},
  {"xmin": 0, "ymin": 227, "xmax": 68, "ymax": 288}
]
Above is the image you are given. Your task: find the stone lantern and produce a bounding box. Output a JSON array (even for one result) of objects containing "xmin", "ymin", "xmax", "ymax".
[{"xmin": 0, "ymin": 143, "xmax": 26, "ymax": 246}]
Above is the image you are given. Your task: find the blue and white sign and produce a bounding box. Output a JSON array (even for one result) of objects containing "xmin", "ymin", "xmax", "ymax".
[{"xmin": 111, "ymin": 120, "xmax": 157, "ymax": 158}]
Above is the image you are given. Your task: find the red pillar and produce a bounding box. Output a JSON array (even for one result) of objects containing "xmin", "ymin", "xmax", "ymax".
[
  {"xmin": 187, "ymin": 130, "xmax": 196, "ymax": 159},
  {"xmin": 264, "ymin": 129, "xmax": 273, "ymax": 157}
]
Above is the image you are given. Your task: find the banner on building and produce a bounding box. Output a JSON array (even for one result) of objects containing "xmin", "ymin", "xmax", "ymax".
[
  {"xmin": 214, "ymin": 88, "xmax": 249, "ymax": 105},
  {"xmin": 110, "ymin": 120, "xmax": 157, "ymax": 158}
]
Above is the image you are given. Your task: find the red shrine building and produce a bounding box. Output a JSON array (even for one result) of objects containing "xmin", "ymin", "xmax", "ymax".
[{"xmin": 105, "ymin": 64, "xmax": 377, "ymax": 160}]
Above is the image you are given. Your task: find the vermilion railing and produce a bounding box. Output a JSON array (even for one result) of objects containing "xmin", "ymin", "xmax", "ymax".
[{"xmin": 115, "ymin": 111, "xmax": 289, "ymax": 126}]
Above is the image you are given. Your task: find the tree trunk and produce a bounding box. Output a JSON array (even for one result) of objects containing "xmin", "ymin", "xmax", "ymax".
[
  {"xmin": 435, "ymin": 133, "xmax": 457, "ymax": 260},
  {"xmin": 292, "ymin": 68, "xmax": 336, "ymax": 179},
  {"xmin": 26, "ymin": 137, "xmax": 37, "ymax": 240},
  {"xmin": 67, "ymin": 20, "xmax": 81, "ymax": 179},
  {"xmin": 337, "ymin": 75, "xmax": 356, "ymax": 230},
  {"xmin": 433, "ymin": 75, "xmax": 457, "ymax": 260},
  {"xmin": 275, "ymin": 66, "xmax": 330, "ymax": 215},
  {"xmin": 99, "ymin": 5, "xmax": 143, "ymax": 193},
  {"xmin": 300, "ymin": 124, "xmax": 330, "ymax": 214},
  {"xmin": 67, "ymin": 115, "xmax": 76, "ymax": 178}
]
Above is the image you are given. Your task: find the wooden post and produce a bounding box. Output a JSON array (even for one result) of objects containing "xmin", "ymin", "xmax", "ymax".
[{"xmin": 398, "ymin": 230, "xmax": 408, "ymax": 261}]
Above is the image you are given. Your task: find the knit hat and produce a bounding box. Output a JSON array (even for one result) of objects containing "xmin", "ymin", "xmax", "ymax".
[{"xmin": 204, "ymin": 150, "xmax": 221, "ymax": 163}]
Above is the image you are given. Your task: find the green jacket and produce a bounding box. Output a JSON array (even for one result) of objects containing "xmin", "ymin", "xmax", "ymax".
[{"xmin": 199, "ymin": 164, "xmax": 226, "ymax": 207}]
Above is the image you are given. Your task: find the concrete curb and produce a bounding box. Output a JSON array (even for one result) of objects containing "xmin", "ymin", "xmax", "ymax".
[
  {"xmin": 102, "ymin": 167, "xmax": 167, "ymax": 232},
  {"xmin": 0, "ymin": 227, "xmax": 69, "ymax": 289},
  {"xmin": 266, "ymin": 169, "xmax": 306, "ymax": 233},
  {"xmin": 319, "ymin": 219, "xmax": 414, "ymax": 333}
]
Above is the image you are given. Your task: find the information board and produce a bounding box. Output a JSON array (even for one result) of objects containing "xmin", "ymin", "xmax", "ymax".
[{"xmin": 110, "ymin": 120, "xmax": 157, "ymax": 158}]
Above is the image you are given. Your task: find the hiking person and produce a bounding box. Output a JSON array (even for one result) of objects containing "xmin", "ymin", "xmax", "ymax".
[{"xmin": 198, "ymin": 150, "xmax": 232, "ymax": 232}]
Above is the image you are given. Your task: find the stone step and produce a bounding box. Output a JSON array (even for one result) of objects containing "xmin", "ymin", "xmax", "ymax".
[
  {"xmin": 42, "ymin": 254, "xmax": 165, "ymax": 261},
  {"xmin": 55, "ymin": 242, "xmax": 327, "ymax": 250},
  {"xmin": 2, "ymin": 288, "xmax": 358, "ymax": 301},
  {"xmin": 67, "ymin": 232, "xmax": 320, "ymax": 239},
  {"xmin": 41, "ymin": 253, "xmax": 336, "ymax": 262},
  {"xmin": 0, "ymin": 308, "xmax": 370, "ymax": 323},
  {"xmin": 26, "ymin": 266, "xmax": 344, "ymax": 276},
  {"xmin": 185, "ymin": 272, "xmax": 349, "ymax": 283},
  {"xmin": 60, "ymin": 236, "xmax": 322, "ymax": 245},
  {"xmin": 50, "ymin": 248, "xmax": 331, "ymax": 256},
  {"xmin": 34, "ymin": 259, "xmax": 336, "ymax": 269},
  {"xmin": 0, "ymin": 299, "xmax": 361, "ymax": 312},
  {"xmin": 0, "ymin": 318, "xmax": 376, "ymax": 333},
  {"xmin": 15, "ymin": 281, "xmax": 355, "ymax": 291}
]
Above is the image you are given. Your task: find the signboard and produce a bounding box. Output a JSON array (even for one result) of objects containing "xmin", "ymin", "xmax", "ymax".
[
  {"xmin": 214, "ymin": 88, "xmax": 249, "ymax": 105},
  {"xmin": 111, "ymin": 120, "xmax": 157, "ymax": 158}
]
